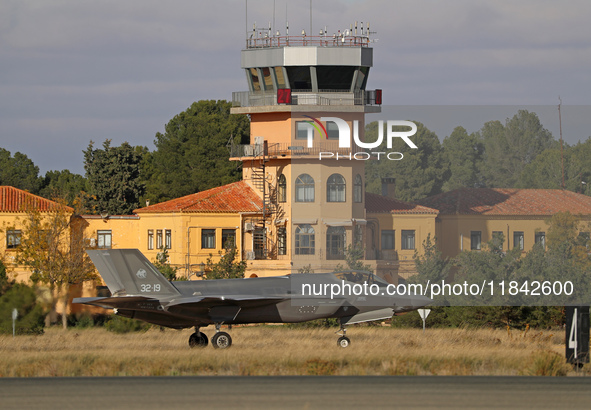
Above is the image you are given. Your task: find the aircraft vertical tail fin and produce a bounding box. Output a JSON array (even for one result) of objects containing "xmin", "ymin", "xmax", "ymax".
[{"xmin": 87, "ymin": 249, "xmax": 181, "ymax": 298}]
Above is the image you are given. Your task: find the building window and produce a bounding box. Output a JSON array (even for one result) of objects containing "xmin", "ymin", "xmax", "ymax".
[
  {"xmin": 401, "ymin": 230, "xmax": 415, "ymax": 250},
  {"xmin": 381, "ymin": 230, "xmax": 395, "ymax": 250},
  {"xmin": 148, "ymin": 230, "xmax": 154, "ymax": 250},
  {"xmin": 513, "ymin": 231, "xmax": 524, "ymax": 250},
  {"xmin": 249, "ymin": 68, "xmax": 260, "ymax": 91},
  {"xmin": 354, "ymin": 174, "xmax": 363, "ymax": 203},
  {"xmin": 471, "ymin": 231, "xmax": 482, "ymax": 250},
  {"xmin": 326, "ymin": 121, "xmax": 339, "ymax": 140},
  {"xmin": 296, "ymin": 121, "xmax": 313, "ymax": 140},
  {"xmin": 295, "ymin": 174, "xmax": 315, "ymax": 202},
  {"xmin": 156, "ymin": 230, "xmax": 163, "ymax": 249},
  {"xmin": 277, "ymin": 227, "xmax": 287, "ymax": 255},
  {"xmin": 326, "ymin": 226, "xmax": 346, "ymax": 260},
  {"xmin": 6, "ymin": 230, "xmax": 21, "ymax": 249},
  {"xmin": 165, "ymin": 229, "xmax": 172, "ymax": 249},
  {"xmin": 97, "ymin": 230, "xmax": 112, "ymax": 249},
  {"xmin": 222, "ymin": 229, "xmax": 236, "ymax": 248},
  {"xmin": 327, "ymin": 173, "xmax": 346, "ymax": 202},
  {"xmin": 295, "ymin": 224, "xmax": 315, "ymax": 255},
  {"xmin": 278, "ymin": 174, "xmax": 287, "ymax": 203},
  {"xmin": 202, "ymin": 229, "xmax": 216, "ymax": 249},
  {"xmin": 535, "ymin": 232, "xmax": 546, "ymax": 248}
]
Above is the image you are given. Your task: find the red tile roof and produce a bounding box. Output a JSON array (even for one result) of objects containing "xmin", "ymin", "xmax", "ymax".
[
  {"xmin": 366, "ymin": 192, "xmax": 439, "ymax": 214},
  {"xmin": 135, "ymin": 181, "xmax": 263, "ymax": 214},
  {"xmin": 416, "ymin": 188, "xmax": 591, "ymax": 216},
  {"xmin": 0, "ymin": 186, "xmax": 73, "ymax": 213}
]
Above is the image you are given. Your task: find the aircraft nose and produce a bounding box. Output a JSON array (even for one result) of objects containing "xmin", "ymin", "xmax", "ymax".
[{"xmin": 408, "ymin": 294, "xmax": 433, "ymax": 309}]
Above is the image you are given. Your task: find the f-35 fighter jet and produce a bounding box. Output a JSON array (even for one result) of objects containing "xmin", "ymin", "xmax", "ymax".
[{"xmin": 74, "ymin": 249, "xmax": 431, "ymax": 349}]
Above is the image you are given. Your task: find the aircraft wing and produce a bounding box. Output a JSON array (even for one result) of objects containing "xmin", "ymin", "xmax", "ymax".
[{"xmin": 72, "ymin": 296, "xmax": 160, "ymax": 309}]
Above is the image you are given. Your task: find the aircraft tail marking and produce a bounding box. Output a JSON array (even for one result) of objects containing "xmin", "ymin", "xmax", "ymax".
[{"xmin": 87, "ymin": 249, "xmax": 180, "ymax": 298}]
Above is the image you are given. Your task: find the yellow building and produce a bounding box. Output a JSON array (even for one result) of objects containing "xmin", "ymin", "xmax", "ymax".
[
  {"xmin": 0, "ymin": 186, "xmax": 74, "ymax": 283},
  {"xmin": 416, "ymin": 188, "xmax": 591, "ymax": 259}
]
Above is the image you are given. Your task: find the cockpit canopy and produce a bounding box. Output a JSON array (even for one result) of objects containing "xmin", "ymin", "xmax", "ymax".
[{"xmin": 332, "ymin": 271, "xmax": 389, "ymax": 286}]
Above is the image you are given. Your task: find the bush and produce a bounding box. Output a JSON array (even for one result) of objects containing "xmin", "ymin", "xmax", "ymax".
[
  {"xmin": 105, "ymin": 315, "xmax": 152, "ymax": 333},
  {"xmin": 0, "ymin": 283, "xmax": 45, "ymax": 335}
]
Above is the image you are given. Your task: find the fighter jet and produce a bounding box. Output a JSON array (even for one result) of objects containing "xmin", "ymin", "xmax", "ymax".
[{"xmin": 74, "ymin": 249, "xmax": 432, "ymax": 349}]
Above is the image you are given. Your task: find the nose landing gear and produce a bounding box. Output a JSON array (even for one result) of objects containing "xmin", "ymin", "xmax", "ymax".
[{"xmin": 336, "ymin": 325, "xmax": 350, "ymax": 348}]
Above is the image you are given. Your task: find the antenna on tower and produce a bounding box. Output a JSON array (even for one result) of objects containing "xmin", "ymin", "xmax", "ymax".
[
  {"xmin": 310, "ymin": 0, "xmax": 313, "ymax": 35},
  {"xmin": 559, "ymin": 96, "xmax": 565, "ymax": 189}
]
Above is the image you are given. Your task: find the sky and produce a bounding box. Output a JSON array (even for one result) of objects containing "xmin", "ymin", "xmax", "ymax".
[{"xmin": 1, "ymin": 0, "xmax": 590, "ymax": 175}]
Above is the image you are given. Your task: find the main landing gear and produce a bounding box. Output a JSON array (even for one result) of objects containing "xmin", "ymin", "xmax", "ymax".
[
  {"xmin": 188, "ymin": 327, "xmax": 208, "ymax": 348},
  {"xmin": 188, "ymin": 324, "xmax": 233, "ymax": 349},
  {"xmin": 336, "ymin": 324, "xmax": 350, "ymax": 348}
]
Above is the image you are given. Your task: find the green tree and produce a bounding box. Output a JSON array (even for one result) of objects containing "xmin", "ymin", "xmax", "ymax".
[
  {"xmin": 39, "ymin": 170, "xmax": 88, "ymax": 207},
  {"xmin": 365, "ymin": 121, "xmax": 448, "ymax": 202},
  {"xmin": 334, "ymin": 243, "xmax": 373, "ymax": 273},
  {"xmin": 0, "ymin": 148, "xmax": 41, "ymax": 193},
  {"xmin": 15, "ymin": 204, "xmax": 98, "ymax": 329},
  {"xmin": 478, "ymin": 111, "xmax": 556, "ymax": 188},
  {"xmin": 205, "ymin": 240, "xmax": 246, "ymax": 280},
  {"xmin": 442, "ymin": 126, "xmax": 483, "ymax": 191},
  {"xmin": 0, "ymin": 283, "xmax": 45, "ymax": 335},
  {"xmin": 84, "ymin": 140, "xmax": 145, "ymax": 215},
  {"xmin": 145, "ymin": 100, "xmax": 250, "ymax": 203},
  {"xmin": 152, "ymin": 247, "xmax": 179, "ymax": 281},
  {"xmin": 410, "ymin": 234, "xmax": 450, "ymax": 285}
]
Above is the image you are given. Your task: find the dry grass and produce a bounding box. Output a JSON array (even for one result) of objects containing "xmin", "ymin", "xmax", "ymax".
[{"xmin": 0, "ymin": 326, "xmax": 587, "ymax": 377}]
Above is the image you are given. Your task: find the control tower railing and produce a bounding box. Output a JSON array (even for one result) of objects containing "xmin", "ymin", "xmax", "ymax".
[
  {"xmin": 232, "ymin": 89, "xmax": 381, "ymax": 108},
  {"xmin": 246, "ymin": 34, "xmax": 371, "ymax": 49}
]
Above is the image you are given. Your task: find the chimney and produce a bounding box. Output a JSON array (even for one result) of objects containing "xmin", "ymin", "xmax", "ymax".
[{"xmin": 381, "ymin": 177, "xmax": 396, "ymax": 199}]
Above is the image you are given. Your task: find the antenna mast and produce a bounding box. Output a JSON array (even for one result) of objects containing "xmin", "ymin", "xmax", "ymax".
[
  {"xmin": 559, "ymin": 96, "xmax": 565, "ymax": 189},
  {"xmin": 310, "ymin": 0, "xmax": 313, "ymax": 35}
]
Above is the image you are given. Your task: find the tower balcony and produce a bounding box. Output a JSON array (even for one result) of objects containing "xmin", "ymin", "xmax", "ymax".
[
  {"xmin": 231, "ymin": 89, "xmax": 382, "ymax": 114},
  {"xmin": 229, "ymin": 141, "xmax": 366, "ymax": 161}
]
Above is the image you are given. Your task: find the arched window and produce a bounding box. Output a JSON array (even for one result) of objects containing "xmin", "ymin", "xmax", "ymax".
[
  {"xmin": 326, "ymin": 226, "xmax": 346, "ymax": 260},
  {"xmin": 295, "ymin": 224, "xmax": 315, "ymax": 255},
  {"xmin": 327, "ymin": 174, "xmax": 346, "ymax": 202},
  {"xmin": 354, "ymin": 174, "xmax": 363, "ymax": 203},
  {"xmin": 278, "ymin": 174, "xmax": 287, "ymax": 203},
  {"xmin": 295, "ymin": 174, "xmax": 315, "ymax": 202}
]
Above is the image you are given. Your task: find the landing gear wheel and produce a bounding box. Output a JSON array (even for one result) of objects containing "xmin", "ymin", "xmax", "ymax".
[
  {"xmin": 189, "ymin": 332, "xmax": 209, "ymax": 348},
  {"xmin": 212, "ymin": 331, "xmax": 232, "ymax": 349},
  {"xmin": 337, "ymin": 336, "xmax": 350, "ymax": 348}
]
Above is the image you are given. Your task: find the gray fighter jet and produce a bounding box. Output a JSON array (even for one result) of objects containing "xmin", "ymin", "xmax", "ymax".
[{"xmin": 74, "ymin": 249, "xmax": 432, "ymax": 349}]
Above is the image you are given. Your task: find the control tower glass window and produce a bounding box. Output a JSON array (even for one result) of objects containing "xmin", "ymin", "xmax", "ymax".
[
  {"xmin": 295, "ymin": 174, "xmax": 315, "ymax": 202},
  {"xmin": 249, "ymin": 68, "xmax": 261, "ymax": 91},
  {"xmin": 274, "ymin": 67, "xmax": 287, "ymax": 89},
  {"xmin": 286, "ymin": 66, "xmax": 312, "ymax": 90},
  {"xmin": 261, "ymin": 67, "xmax": 273, "ymax": 91},
  {"xmin": 355, "ymin": 67, "xmax": 369, "ymax": 90},
  {"xmin": 316, "ymin": 66, "xmax": 356, "ymax": 90}
]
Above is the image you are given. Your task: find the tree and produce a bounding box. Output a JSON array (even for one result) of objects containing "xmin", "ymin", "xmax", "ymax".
[
  {"xmin": 442, "ymin": 127, "xmax": 483, "ymax": 191},
  {"xmin": 152, "ymin": 247, "xmax": 179, "ymax": 281},
  {"xmin": 334, "ymin": 243, "xmax": 373, "ymax": 273},
  {"xmin": 410, "ymin": 234, "xmax": 450, "ymax": 285},
  {"xmin": 14, "ymin": 204, "xmax": 98, "ymax": 329},
  {"xmin": 84, "ymin": 140, "xmax": 145, "ymax": 215},
  {"xmin": 39, "ymin": 170, "xmax": 88, "ymax": 207},
  {"xmin": 365, "ymin": 121, "xmax": 449, "ymax": 202},
  {"xmin": 478, "ymin": 111, "xmax": 556, "ymax": 188},
  {"xmin": 145, "ymin": 100, "xmax": 250, "ymax": 203},
  {"xmin": 0, "ymin": 148, "xmax": 41, "ymax": 193},
  {"xmin": 205, "ymin": 240, "xmax": 246, "ymax": 280}
]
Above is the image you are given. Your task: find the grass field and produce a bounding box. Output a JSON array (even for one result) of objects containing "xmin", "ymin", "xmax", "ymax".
[{"xmin": 0, "ymin": 325, "xmax": 588, "ymax": 377}]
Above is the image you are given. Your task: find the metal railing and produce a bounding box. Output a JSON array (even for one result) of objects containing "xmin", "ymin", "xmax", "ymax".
[
  {"xmin": 246, "ymin": 35, "xmax": 371, "ymax": 49},
  {"xmin": 232, "ymin": 89, "xmax": 381, "ymax": 108},
  {"xmin": 230, "ymin": 142, "xmax": 365, "ymax": 159}
]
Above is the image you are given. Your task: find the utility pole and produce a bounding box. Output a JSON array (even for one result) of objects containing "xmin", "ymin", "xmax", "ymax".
[{"xmin": 558, "ymin": 96, "xmax": 565, "ymax": 189}]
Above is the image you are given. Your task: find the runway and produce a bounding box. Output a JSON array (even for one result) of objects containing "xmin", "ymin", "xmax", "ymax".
[{"xmin": 1, "ymin": 376, "xmax": 590, "ymax": 409}]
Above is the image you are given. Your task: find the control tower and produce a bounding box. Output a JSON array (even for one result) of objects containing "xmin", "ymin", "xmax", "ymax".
[{"xmin": 230, "ymin": 24, "xmax": 382, "ymax": 274}]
